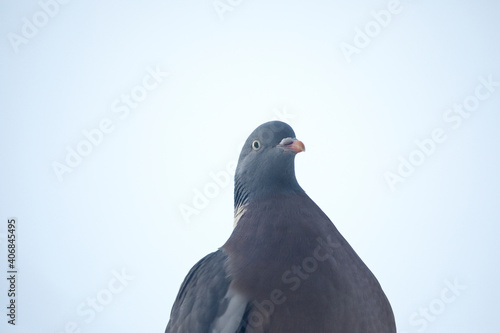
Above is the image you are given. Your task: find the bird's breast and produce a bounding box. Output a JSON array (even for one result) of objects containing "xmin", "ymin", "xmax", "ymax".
[{"xmin": 222, "ymin": 193, "xmax": 394, "ymax": 332}]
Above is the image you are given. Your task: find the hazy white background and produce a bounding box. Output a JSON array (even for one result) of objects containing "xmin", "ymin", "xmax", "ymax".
[{"xmin": 1, "ymin": 0, "xmax": 499, "ymax": 332}]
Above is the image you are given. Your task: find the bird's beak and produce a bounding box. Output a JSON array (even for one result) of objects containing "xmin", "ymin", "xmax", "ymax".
[{"xmin": 277, "ymin": 137, "xmax": 306, "ymax": 154}]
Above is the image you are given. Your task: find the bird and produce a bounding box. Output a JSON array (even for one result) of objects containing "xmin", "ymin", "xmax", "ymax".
[{"xmin": 165, "ymin": 121, "xmax": 396, "ymax": 332}]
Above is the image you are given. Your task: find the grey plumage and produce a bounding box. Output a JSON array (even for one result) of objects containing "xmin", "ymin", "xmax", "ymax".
[{"xmin": 166, "ymin": 121, "xmax": 396, "ymax": 332}]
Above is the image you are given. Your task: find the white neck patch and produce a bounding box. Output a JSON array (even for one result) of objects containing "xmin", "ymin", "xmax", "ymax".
[{"xmin": 233, "ymin": 204, "xmax": 247, "ymax": 228}]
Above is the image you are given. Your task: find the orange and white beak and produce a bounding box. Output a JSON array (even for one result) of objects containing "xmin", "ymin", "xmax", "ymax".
[{"xmin": 277, "ymin": 137, "xmax": 305, "ymax": 154}]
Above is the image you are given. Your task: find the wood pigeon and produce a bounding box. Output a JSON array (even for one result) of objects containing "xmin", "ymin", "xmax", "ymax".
[{"xmin": 165, "ymin": 121, "xmax": 396, "ymax": 332}]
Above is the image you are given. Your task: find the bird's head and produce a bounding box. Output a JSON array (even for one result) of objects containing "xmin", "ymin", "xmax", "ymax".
[{"xmin": 234, "ymin": 121, "xmax": 305, "ymax": 209}]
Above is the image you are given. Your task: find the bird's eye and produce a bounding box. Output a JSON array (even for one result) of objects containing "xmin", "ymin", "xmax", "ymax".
[{"xmin": 252, "ymin": 139, "xmax": 261, "ymax": 151}]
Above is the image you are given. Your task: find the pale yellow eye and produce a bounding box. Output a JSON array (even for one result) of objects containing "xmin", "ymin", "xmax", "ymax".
[{"xmin": 252, "ymin": 139, "xmax": 261, "ymax": 151}]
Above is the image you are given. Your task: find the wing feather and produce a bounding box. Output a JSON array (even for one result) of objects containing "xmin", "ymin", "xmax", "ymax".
[{"xmin": 166, "ymin": 249, "xmax": 248, "ymax": 333}]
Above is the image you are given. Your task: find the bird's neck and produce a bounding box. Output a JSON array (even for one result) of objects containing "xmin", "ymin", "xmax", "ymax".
[{"xmin": 233, "ymin": 173, "xmax": 303, "ymax": 210}]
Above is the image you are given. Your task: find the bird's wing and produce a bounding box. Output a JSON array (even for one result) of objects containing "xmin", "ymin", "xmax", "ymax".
[{"xmin": 165, "ymin": 249, "xmax": 249, "ymax": 333}]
